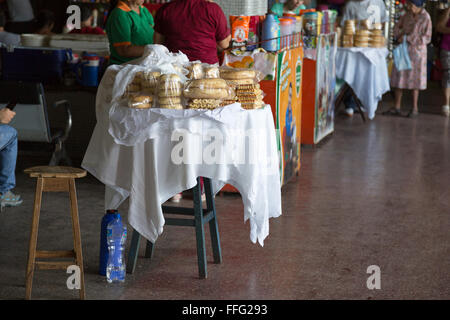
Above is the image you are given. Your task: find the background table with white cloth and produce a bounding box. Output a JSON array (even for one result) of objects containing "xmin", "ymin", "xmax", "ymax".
[
  {"xmin": 81, "ymin": 63, "xmax": 282, "ymax": 247},
  {"xmin": 335, "ymin": 47, "xmax": 390, "ymax": 120}
]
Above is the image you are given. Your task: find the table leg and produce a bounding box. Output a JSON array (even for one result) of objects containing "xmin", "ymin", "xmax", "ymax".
[
  {"xmin": 193, "ymin": 178, "xmax": 207, "ymax": 279},
  {"xmin": 204, "ymin": 178, "xmax": 222, "ymax": 264},
  {"xmin": 126, "ymin": 229, "xmax": 141, "ymax": 274},
  {"xmin": 350, "ymin": 89, "xmax": 367, "ymax": 122}
]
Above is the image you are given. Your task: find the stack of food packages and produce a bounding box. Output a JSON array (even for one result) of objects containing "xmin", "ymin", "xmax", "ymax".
[
  {"xmin": 339, "ymin": 20, "xmax": 386, "ymax": 48},
  {"xmin": 124, "ymin": 62, "xmax": 264, "ymax": 110},
  {"xmin": 219, "ymin": 67, "xmax": 264, "ymax": 110}
]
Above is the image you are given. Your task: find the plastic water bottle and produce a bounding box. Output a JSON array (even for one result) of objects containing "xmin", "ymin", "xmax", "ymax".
[
  {"xmin": 262, "ymin": 14, "xmax": 280, "ymax": 52},
  {"xmin": 106, "ymin": 216, "xmax": 127, "ymax": 283},
  {"xmin": 99, "ymin": 209, "xmax": 122, "ymax": 276}
]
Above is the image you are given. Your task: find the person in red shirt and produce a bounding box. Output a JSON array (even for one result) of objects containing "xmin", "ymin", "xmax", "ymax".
[
  {"xmin": 153, "ymin": 0, "xmax": 230, "ymax": 64},
  {"xmin": 69, "ymin": 6, "xmax": 105, "ymax": 35}
]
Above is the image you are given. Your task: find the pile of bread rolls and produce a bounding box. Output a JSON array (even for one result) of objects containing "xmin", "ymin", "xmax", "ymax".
[
  {"xmin": 342, "ymin": 20, "xmax": 355, "ymax": 47},
  {"xmin": 340, "ymin": 19, "xmax": 386, "ymax": 48},
  {"xmin": 157, "ymin": 74, "xmax": 184, "ymax": 110},
  {"xmin": 354, "ymin": 29, "xmax": 370, "ymax": 48},
  {"xmin": 122, "ymin": 62, "xmax": 264, "ymax": 111},
  {"xmin": 184, "ymin": 78, "xmax": 234, "ymax": 110},
  {"xmin": 219, "ymin": 68, "xmax": 264, "ymax": 109},
  {"xmin": 125, "ymin": 72, "xmax": 159, "ymax": 109}
]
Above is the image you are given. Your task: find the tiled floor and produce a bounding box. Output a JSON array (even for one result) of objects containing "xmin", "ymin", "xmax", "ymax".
[{"xmin": 0, "ymin": 87, "xmax": 449, "ymax": 300}]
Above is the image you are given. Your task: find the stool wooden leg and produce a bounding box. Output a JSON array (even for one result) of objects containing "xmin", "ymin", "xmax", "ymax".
[
  {"xmin": 193, "ymin": 179, "xmax": 207, "ymax": 279},
  {"xmin": 68, "ymin": 178, "xmax": 85, "ymax": 300},
  {"xmin": 25, "ymin": 177, "xmax": 44, "ymax": 300},
  {"xmin": 204, "ymin": 178, "xmax": 222, "ymax": 264},
  {"xmin": 127, "ymin": 229, "xmax": 141, "ymax": 274}
]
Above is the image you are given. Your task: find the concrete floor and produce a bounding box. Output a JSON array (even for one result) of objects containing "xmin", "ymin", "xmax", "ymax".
[{"xmin": 0, "ymin": 87, "xmax": 449, "ymax": 300}]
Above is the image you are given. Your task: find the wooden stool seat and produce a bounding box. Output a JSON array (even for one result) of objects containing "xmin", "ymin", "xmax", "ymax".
[
  {"xmin": 24, "ymin": 166, "xmax": 86, "ymax": 179},
  {"xmin": 24, "ymin": 166, "xmax": 86, "ymax": 300}
]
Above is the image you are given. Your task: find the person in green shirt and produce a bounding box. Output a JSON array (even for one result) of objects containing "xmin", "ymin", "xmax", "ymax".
[
  {"xmin": 270, "ymin": 0, "xmax": 307, "ymax": 17},
  {"xmin": 106, "ymin": 0, "xmax": 154, "ymax": 65}
]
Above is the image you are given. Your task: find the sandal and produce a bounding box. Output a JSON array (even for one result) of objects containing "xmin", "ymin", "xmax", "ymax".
[
  {"xmin": 382, "ymin": 108, "xmax": 402, "ymax": 116},
  {"xmin": 406, "ymin": 110, "xmax": 419, "ymax": 118}
]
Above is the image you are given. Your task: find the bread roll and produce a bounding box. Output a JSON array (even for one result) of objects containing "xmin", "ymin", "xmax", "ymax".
[
  {"xmin": 160, "ymin": 73, "xmax": 181, "ymax": 83},
  {"xmin": 188, "ymin": 78, "xmax": 228, "ymax": 89},
  {"xmin": 158, "ymin": 97, "xmax": 181, "ymax": 105},
  {"xmin": 226, "ymin": 79, "xmax": 256, "ymax": 87},
  {"xmin": 158, "ymin": 87, "xmax": 182, "ymax": 97},
  {"xmin": 128, "ymin": 94, "xmax": 153, "ymax": 109},
  {"xmin": 204, "ymin": 66, "xmax": 219, "ymax": 79},
  {"xmin": 220, "ymin": 68, "xmax": 256, "ymax": 80},
  {"xmin": 356, "ymin": 29, "xmax": 370, "ymax": 36},
  {"xmin": 187, "ymin": 63, "xmax": 204, "ymax": 80},
  {"xmin": 183, "ymin": 88, "xmax": 230, "ymax": 99}
]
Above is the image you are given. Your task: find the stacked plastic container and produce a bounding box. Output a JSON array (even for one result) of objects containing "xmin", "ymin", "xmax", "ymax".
[{"xmin": 279, "ymin": 18, "xmax": 294, "ymax": 49}]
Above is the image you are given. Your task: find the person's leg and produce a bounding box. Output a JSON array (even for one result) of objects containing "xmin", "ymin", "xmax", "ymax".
[
  {"xmin": 394, "ymin": 88, "xmax": 403, "ymax": 111},
  {"xmin": 412, "ymin": 89, "xmax": 419, "ymax": 114},
  {"xmin": 444, "ymin": 88, "xmax": 450, "ymax": 106},
  {"xmin": 0, "ymin": 124, "xmax": 18, "ymax": 195},
  {"xmin": 443, "ymin": 88, "xmax": 450, "ymax": 117},
  {"xmin": 441, "ymin": 49, "xmax": 450, "ymax": 117}
]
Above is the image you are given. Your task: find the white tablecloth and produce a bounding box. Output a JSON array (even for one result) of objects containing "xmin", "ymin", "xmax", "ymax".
[
  {"xmin": 335, "ymin": 47, "xmax": 390, "ymax": 119},
  {"xmin": 82, "ymin": 67, "xmax": 282, "ymax": 247}
]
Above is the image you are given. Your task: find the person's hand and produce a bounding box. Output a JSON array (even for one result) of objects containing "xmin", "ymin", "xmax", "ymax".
[{"xmin": 0, "ymin": 108, "xmax": 16, "ymax": 124}]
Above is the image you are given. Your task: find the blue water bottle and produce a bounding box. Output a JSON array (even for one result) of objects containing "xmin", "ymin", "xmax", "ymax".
[
  {"xmin": 106, "ymin": 217, "xmax": 127, "ymax": 283},
  {"xmin": 99, "ymin": 209, "xmax": 122, "ymax": 276},
  {"xmin": 262, "ymin": 14, "xmax": 280, "ymax": 52}
]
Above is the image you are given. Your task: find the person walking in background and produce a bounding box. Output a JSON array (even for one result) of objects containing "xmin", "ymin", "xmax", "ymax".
[
  {"xmin": 436, "ymin": 6, "xmax": 450, "ymax": 117},
  {"xmin": 0, "ymin": 106, "xmax": 22, "ymax": 210},
  {"xmin": 385, "ymin": 0, "xmax": 432, "ymax": 118}
]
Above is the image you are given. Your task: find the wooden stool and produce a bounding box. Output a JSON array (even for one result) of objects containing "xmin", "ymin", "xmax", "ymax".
[
  {"xmin": 24, "ymin": 166, "xmax": 87, "ymax": 300},
  {"xmin": 127, "ymin": 177, "xmax": 222, "ymax": 279}
]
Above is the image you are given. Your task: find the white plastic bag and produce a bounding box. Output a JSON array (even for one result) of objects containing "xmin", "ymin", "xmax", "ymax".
[{"xmin": 393, "ymin": 36, "xmax": 412, "ymax": 71}]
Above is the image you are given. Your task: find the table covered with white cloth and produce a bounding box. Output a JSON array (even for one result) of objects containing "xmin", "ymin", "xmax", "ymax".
[
  {"xmin": 335, "ymin": 47, "xmax": 390, "ymax": 119},
  {"xmin": 81, "ymin": 45, "xmax": 282, "ymax": 247}
]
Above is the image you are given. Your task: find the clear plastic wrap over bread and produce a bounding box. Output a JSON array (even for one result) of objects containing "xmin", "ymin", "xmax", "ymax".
[
  {"xmin": 185, "ymin": 62, "xmax": 220, "ymax": 79},
  {"xmin": 156, "ymin": 73, "xmax": 184, "ymax": 109},
  {"xmin": 127, "ymin": 93, "xmax": 154, "ymax": 109},
  {"xmin": 203, "ymin": 64, "xmax": 220, "ymax": 79},
  {"xmin": 219, "ymin": 66, "xmax": 263, "ymax": 88},
  {"xmin": 186, "ymin": 62, "xmax": 204, "ymax": 80},
  {"xmin": 157, "ymin": 73, "xmax": 183, "ymax": 97},
  {"xmin": 123, "ymin": 71, "xmax": 161, "ymax": 97},
  {"xmin": 183, "ymin": 78, "xmax": 235, "ymax": 100}
]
